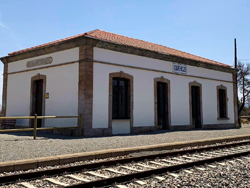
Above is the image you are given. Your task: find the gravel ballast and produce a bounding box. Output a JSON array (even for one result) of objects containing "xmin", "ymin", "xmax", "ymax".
[
  {"xmin": 0, "ymin": 143, "xmax": 249, "ymax": 187},
  {"xmin": 0, "ymin": 124, "xmax": 249, "ymax": 162},
  {"xmin": 122, "ymin": 155, "xmax": 250, "ymax": 188}
]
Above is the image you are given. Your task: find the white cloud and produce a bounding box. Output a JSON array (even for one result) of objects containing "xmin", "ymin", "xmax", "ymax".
[
  {"xmin": 0, "ymin": 14, "xmax": 9, "ymax": 29},
  {"xmin": 0, "ymin": 21, "xmax": 9, "ymax": 29},
  {"xmin": 0, "ymin": 13, "xmax": 22, "ymax": 52}
]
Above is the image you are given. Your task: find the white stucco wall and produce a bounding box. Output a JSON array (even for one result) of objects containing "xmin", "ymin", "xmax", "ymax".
[
  {"xmin": 8, "ymin": 48, "xmax": 79, "ymax": 73},
  {"xmin": 6, "ymin": 48, "xmax": 79, "ymax": 127},
  {"xmin": 93, "ymin": 48, "xmax": 235, "ymax": 133},
  {"xmin": 112, "ymin": 120, "xmax": 130, "ymax": 135},
  {"xmin": 94, "ymin": 48, "xmax": 232, "ymax": 82}
]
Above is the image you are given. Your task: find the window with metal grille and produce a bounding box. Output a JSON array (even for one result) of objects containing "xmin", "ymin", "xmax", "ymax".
[
  {"xmin": 112, "ymin": 77, "xmax": 130, "ymax": 119},
  {"xmin": 219, "ymin": 89, "xmax": 227, "ymax": 118}
]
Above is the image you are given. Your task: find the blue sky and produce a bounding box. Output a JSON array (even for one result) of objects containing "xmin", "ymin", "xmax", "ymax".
[{"xmin": 0, "ymin": 0, "xmax": 250, "ymax": 103}]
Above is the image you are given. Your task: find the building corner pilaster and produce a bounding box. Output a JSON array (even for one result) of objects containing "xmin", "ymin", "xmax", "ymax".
[
  {"xmin": 1, "ymin": 59, "xmax": 8, "ymax": 117},
  {"xmin": 78, "ymin": 45, "xmax": 94, "ymax": 136}
]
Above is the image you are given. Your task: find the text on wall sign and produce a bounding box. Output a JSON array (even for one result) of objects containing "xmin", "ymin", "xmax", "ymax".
[{"xmin": 173, "ymin": 63, "xmax": 187, "ymax": 74}]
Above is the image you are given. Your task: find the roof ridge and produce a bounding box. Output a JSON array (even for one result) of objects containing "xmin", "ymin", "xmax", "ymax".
[{"xmin": 84, "ymin": 29, "xmax": 100, "ymax": 35}]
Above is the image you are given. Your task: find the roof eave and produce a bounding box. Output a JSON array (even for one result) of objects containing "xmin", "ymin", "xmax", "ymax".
[
  {"xmin": 1, "ymin": 35, "xmax": 86, "ymax": 63},
  {"xmin": 0, "ymin": 56, "xmax": 8, "ymax": 64},
  {"xmin": 84, "ymin": 35, "xmax": 235, "ymax": 73}
]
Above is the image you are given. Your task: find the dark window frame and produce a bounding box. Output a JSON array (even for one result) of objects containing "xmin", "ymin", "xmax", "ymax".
[
  {"xmin": 217, "ymin": 85, "xmax": 228, "ymax": 119},
  {"xmin": 112, "ymin": 77, "xmax": 130, "ymax": 119}
]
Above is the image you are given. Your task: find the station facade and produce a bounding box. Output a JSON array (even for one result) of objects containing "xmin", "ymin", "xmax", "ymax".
[{"xmin": 0, "ymin": 29, "xmax": 238, "ymax": 136}]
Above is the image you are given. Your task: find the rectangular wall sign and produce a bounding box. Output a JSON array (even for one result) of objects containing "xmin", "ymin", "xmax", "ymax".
[
  {"xmin": 27, "ymin": 57, "xmax": 53, "ymax": 68},
  {"xmin": 173, "ymin": 63, "xmax": 187, "ymax": 75}
]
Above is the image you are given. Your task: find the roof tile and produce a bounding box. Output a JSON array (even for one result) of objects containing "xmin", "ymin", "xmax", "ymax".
[{"xmin": 8, "ymin": 29, "xmax": 231, "ymax": 67}]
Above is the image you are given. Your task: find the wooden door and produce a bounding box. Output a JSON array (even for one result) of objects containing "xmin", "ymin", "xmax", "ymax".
[
  {"xmin": 191, "ymin": 86, "xmax": 201, "ymax": 128},
  {"xmin": 34, "ymin": 80, "xmax": 43, "ymax": 128}
]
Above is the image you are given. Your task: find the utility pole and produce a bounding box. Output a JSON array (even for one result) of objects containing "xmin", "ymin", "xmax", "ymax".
[
  {"xmin": 235, "ymin": 38, "xmax": 237, "ymax": 68},
  {"xmin": 235, "ymin": 38, "xmax": 240, "ymax": 127}
]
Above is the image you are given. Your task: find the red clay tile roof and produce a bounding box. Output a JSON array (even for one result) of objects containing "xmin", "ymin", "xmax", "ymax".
[{"xmin": 8, "ymin": 29, "xmax": 231, "ymax": 67}]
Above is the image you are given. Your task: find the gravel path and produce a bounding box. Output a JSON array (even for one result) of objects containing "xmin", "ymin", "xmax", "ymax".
[{"xmin": 0, "ymin": 124, "xmax": 249, "ymax": 163}]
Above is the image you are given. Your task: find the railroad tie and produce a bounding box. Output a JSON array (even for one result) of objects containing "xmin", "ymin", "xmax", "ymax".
[
  {"xmin": 114, "ymin": 185, "xmax": 129, "ymax": 188},
  {"xmin": 44, "ymin": 178, "xmax": 69, "ymax": 186},
  {"xmin": 207, "ymin": 165, "xmax": 217, "ymax": 168},
  {"xmin": 183, "ymin": 170, "xmax": 193, "ymax": 174},
  {"xmin": 239, "ymin": 149, "xmax": 248, "ymax": 152},
  {"xmin": 173, "ymin": 157, "xmax": 189, "ymax": 162},
  {"xmin": 219, "ymin": 152, "xmax": 226, "ymax": 155},
  {"xmin": 217, "ymin": 162, "xmax": 226, "ymax": 166},
  {"xmin": 195, "ymin": 167, "xmax": 205, "ymax": 171},
  {"xmin": 85, "ymin": 171, "xmax": 109, "ymax": 179},
  {"xmin": 64, "ymin": 174, "xmax": 91, "ymax": 182},
  {"xmin": 237, "ymin": 149, "xmax": 246, "ymax": 152},
  {"xmin": 120, "ymin": 166, "xmax": 143, "ymax": 172},
  {"xmin": 219, "ymin": 152, "xmax": 230, "ymax": 155},
  {"xmin": 228, "ymin": 160, "xmax": 236, "ymax": 164},
  {"xmin": 168, "ymin": 173, "xmax": 179, "ymax": 178},
  {"xmin": 235, "ymin": 149, "xmax": 246, "ymax": 153},
  {"xmin": 17, "ymin": 182, "xmax": 37, "ymax": 188},
  {"xmin": 200, "ymin": 153, "xmax": 213, "ymax": 157},
  {"xmin": 201, "ymin": 153, "xmax": 213, "ymax": 156},
  {"xmin": 236, "ymin": 159, "xmax": 244, "ymax": 163},
  {"xmin": 223, "ymin": 149, "xmax": 232, "ymax": 152},
  {"xmin": 198, "ymin": 153, "xmax": 208, "ymax": 155},
  {"xmin": 134, "ymin": 180, "xmax": 146, "ymax": 186},
  {"xmin": 135, "ymin": 163, "xmax": 156, "ymax": 169},
  {"xmin": 223, "ymin": 151, "xmax": 235, "ymax": 154},
  {"xmin": 154, "ymin": 176, "xmax": 165, "ymax": 181},
  {"xmin": 105, "ymin": 168, "xmax": 128, "ymax": 175},
  {"xmin": 243, "ymin": 157, "xmax": 250, "ymax": 160},
  {"xmin": 210, "ymin": 152, "xmax": 221, "ymax": 155},
  {"xmin": 192, "ymin": 154, "xmax": 207, "ymax": 158},
  {"xmin": 228, "ymin": 149, "xmax": 239, "ymax": 152},
  {"xmin": 177, "ymin": 156, "xmax": 195, "ymax": 161},
  {"xmin": 161, "ymin": 159, "xmax": 180, "ymax": 164},
  {"xmin": 149, "ymin": 161, "xmax": 166, "ymax": 166}
]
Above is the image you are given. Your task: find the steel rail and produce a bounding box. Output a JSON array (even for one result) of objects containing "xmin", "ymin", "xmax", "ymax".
[
  {"xmin": 0, "ymin": 140, "xmax": 249, "ymax": 185},
  {"xmin": 67, "ymin": 150, "xmax": 250, "ymax": 188}
]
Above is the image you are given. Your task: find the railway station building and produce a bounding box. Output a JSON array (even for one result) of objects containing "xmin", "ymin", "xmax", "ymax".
[{"xmin": 0, "ymin": 29, "xmax": 239, "ymax": 136}]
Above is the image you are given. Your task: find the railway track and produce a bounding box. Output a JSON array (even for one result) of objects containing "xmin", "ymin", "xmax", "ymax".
[{"xmin": 0, "ymin": 140, "xmax": 249, "ymax": 188}]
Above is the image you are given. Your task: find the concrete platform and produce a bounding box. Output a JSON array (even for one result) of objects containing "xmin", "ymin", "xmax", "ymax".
[{"xmin": 0, "ymin": 124, "xmax": 249, "ymax": 170}]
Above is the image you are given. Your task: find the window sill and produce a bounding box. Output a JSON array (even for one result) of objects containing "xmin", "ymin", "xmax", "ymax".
[{"xmin": 217, "ymin": 117, "xmax": 230, "ymax": 120}]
